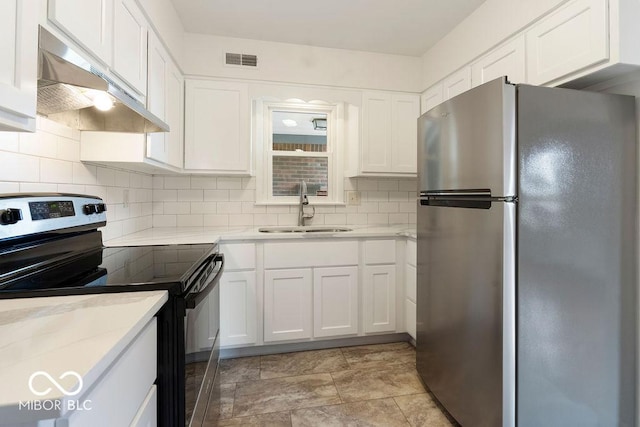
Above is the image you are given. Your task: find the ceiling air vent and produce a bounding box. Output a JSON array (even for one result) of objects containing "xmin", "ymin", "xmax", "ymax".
[{"xmin": 225, "ymin": 52, "xmax": 258, "ymax": 68}]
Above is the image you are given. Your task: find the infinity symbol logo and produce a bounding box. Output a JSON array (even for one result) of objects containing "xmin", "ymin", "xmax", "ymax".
[{"xmin": 28, "ymin": 371, "xmax": 83, "ymax": 397}]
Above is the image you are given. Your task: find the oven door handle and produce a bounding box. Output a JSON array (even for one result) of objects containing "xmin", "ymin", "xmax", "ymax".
[{"xmin": 184, "ymin": 253, "xmax": 224, "ymax": 309}]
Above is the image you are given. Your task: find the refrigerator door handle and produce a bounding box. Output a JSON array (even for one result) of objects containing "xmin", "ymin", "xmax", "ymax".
[{"xmin": 419, "ymin": 192, "xmax": 517, "ymax": 209}]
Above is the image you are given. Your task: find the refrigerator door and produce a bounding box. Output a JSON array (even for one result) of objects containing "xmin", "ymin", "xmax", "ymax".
[
  {"xmin": 517, "ymin": 85, "xmax": 637, "ymax": 426},
  {"xmin": 417, "ymin": 199, "xmax": 515, "ymax": 427},
  {"xmin": 417, "ymin": 76, "xmax": 517, "ymax": 427},
  {"xmin": 418, "ymin": 77, "xmax": 516, "ymax": 198}
]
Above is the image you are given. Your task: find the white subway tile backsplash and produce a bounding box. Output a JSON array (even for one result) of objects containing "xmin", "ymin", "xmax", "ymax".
[
  {"xmin": 164, "ymin": 201, "xmax": 192, "ymax": 215},
  {"xmin": 0, "ymin": 132, "xmax": 19, "ymax": 152},
  {"xmin": 229, "ymin": 189, "xmax": 256, "ymax": 202},
  {"xmin": 0, "ymin": 151, "xmax": 40, "ymax": 182},
  {"xmin": 177, "ymin": 189, "xmax": 204, "ymax": 202},
  {"xmin": 346, "ymin": 213, "xmax": 368, "ymax": 225},
  {"xmin": 190, "ymin": 176, "xmax": 217, "ymax": 189},
  {"xmin": 153, "ymin": 215, "xmax": 177, "ymax": 227},
  {"xmin": 266, "ymin": 205, "xmax": 290, "ymax": 214},
  {"xmin": 364, "ymin": 191, "xmax": 388, "ymax": 202},
  {"xmin": 253, "ymin": 213, "xmax": 279, "ymax": 226},
  {"xmin": 153, "ymin": 176, "xmax": 165, "ymax": 189},
  {"xmin": 40, "ymin": 158, "xmax": 73, "ymax": 183},
  {"xmin": 191, "ymin": 202, "xmax": 217, "ymax": 214},
  {"xmin": 398, "ymin": 180, "xmax": 417, "ymax": 192},
  {"xmin": 325, "ymin": 213, "xmax": 347, "ymax": 225},
  {"xmin": 20, "ymin": 130, "xmax": 57, "ymax": 158},
  {"xmin": 277, "ymin": 213, "xmax": 297, "ymax": 225},
  {"xmin": 378, "ymin": 202, "xmax": 399, "ymax": 213},
  {"xmin": 217, "ymin": 177, "xmax": 242, "ymax": 190},
  {"xmin": 389, "ymin": 213, "xmax": 409, "ymax": 224},
  {"xmin": 0, "ymin": 182, "xmax": 20, "ymax": 193},
  {"xmin": 20, "ymin": 182, "xmax": 56, "ymax": 192},
  {"xmin": 398, "ymin": 202, "xmax": 417, "ymax": 213},
  {"xmin": 241, "ymin": 202, "xmax": 266, "ymax": 214},
  {"xmin": 358, "ymin": 202, "xmax": 379, "ymax": 213},
  {"xmin": 378, "ymin": 180, "xmax": 398, "ymax": 191},
  {"xmin": 389, "ymin": 191, "xmax": 409, "ymax": 202},
  {"xmin": 367, "ymin": 213, "xmax": 389, "ymax": 224},
  {"xmin": 203, "ymin": 214, "xmax": 229, "ymax": 227},
  {"xmin": 153, "ymin": 189, "xmax": 178, "ymax": 202},
  {"xmin": 0, "ymin": 117, "xmax": 153, "ymax": 241},
  {"xmin": 72, "ymin": 163, "xmax": 97, "ymax": 185},
  {"xmin": 217, "ymin": 201, "xmax": 242, "ymax": 214},
  {"xmin": 357, "ymin": 179, "xmax": 378, "ymax": 191},
  {"xmin": 152, "ymin": 202, "xmax": 164, "ymax": 215},
  {"xmin": 242, "ymin": 177, "xmax": 256, "ymax": 189},
  {"xmin": 164, "ymin": 176, "xmax": 191, "ymax": 189},
  {"xmin": 204, "ymin": 189, "xmax": 229, "ymax": 201},
  {"xmin": 228, "ymin": 214, "xmax": 254, "ymax": 226},
  {"xmin": 177, "ymin": 214, "xmax": 204, "ymax": 227}
]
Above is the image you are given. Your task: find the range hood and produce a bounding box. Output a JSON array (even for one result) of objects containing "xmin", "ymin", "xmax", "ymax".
[{"xmin": 37, "ymin": 26, "xmax": 169, "ymax": 133}]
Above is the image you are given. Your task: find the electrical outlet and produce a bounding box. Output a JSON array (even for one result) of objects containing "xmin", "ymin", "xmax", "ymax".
[
  {"xmin": 123, "ymin": 189, "xmax": 129, "ymax": 208},
  {"xmin": 347, "ymin": 191, "xmax": 361, "ymax": 205}
]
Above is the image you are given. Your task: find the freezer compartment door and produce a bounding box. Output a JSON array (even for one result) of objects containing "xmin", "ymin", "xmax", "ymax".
[
  {"xmin": 416, "ymin": 200, "xmax": 515, "ymax": 427},
  {"xmin": 418, "ymin": 77, "xmax": 516, "ymax": 197}
]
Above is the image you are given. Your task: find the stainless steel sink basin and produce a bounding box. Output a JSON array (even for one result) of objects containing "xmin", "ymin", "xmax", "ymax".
[{"xmin": 258, "ymin": 226, "xmax": 352, "ymax": 233}]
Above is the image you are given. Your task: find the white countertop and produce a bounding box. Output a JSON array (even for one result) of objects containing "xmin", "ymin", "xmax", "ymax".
[
  {"xmin": 105, "ymin": 224, "xmax": 416, "ymax": 247},
  {"xmin": 0, "ymin": 291, "xmax": 168, "ymax": 424}
]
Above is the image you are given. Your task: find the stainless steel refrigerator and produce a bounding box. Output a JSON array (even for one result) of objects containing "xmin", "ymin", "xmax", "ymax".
[{"xmin": 416, "ymin": 77, "xmax": 637, "ymax": 427}]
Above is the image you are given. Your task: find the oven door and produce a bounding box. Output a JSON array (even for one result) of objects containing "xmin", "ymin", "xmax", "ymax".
[{"xmin": 184, "ymin": 253, "xmax": 224, "ymax": 427}]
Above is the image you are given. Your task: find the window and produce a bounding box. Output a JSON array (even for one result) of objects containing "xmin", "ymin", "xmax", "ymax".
[{"xmin": 255, "ymin": 100, "xmax": 344, "ymax": 204}]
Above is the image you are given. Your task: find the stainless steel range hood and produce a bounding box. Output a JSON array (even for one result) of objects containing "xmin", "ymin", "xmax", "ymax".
[{"xmin": 37, "ymin": 26, "xmax": 169, "ymax": 133}]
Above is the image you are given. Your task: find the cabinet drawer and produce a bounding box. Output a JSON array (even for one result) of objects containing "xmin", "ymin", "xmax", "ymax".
[
  {"xmin": 221, "ymin": 243, "xmax": 256, "ymax": 270},
  {"xmin": 68, "ymin": 319, "xmax": 156, "ymax": 426},
  {"xmin": 264, "ymin": 241, "xmax": 358, "ymax": 269},
  {"xmin": 364, "ymin": 240, "xmax": 396, "ymax": 265}
]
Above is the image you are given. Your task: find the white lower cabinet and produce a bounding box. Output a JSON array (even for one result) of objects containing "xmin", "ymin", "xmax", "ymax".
[
  {"xmin": 264, "ymin": 268, "xmax": 313, "ymax": 342},
  {"xmin": 66, "ymin": 319, "xmax": 157, "ymax": 426},
  {"xmin": 130, "ymin": 385, "xmax": 157, "ymax": 427},
  {"xmin": 363, "ymin": 264, "xmax": 396, "ymax": 333},
  {"xmin": 220, "ymin": 270, "xmax": 257, "ymax": 346},
  {"xmin": 405, "ymin": 240, "xmax": 417, "ymax": 340},
  {"xmin": 313, "ymin": 266, "xmax": 358, "ymax": 338}
]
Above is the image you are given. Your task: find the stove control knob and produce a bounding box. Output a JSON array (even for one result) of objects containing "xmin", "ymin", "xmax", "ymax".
[
  {"xmin": 83, "ymin": 204, "xmax": 98, "ymax": 215},
  {"xmin": 96, "ymin": 203, "xmax": 107, "ymax": 213},
  {"xmin": 0, "ymin": 208, "xmax": 22, "ymax": 225}
]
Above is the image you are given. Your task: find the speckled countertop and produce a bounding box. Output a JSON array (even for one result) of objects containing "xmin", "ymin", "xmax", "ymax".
[{"xmin": 104, "ymin": 225, "xmax": 416, "ymax": 247}]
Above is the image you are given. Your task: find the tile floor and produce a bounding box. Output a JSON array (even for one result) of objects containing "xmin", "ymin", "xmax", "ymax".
[{"xmin": 203, "ymin": 342, "xmax": 456, "ymax": 426}]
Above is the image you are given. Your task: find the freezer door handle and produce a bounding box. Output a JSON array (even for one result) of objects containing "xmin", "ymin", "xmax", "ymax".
[{"xmin": 419, "ymin": 190, "xmax": 516, "ymax": 209}]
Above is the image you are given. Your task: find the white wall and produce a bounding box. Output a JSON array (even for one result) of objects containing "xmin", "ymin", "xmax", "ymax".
[
  {"xmin": 0, "ymin": 117, "xmax": 153, "ymax": 241},
  {"xmin": 152, "ymin": 175, "xmax": 416, "ymax": 228},
  {"xmin": 182, "ymin": 33, "xmax": 423, "ymax": 93},
  {"xmin": 420, "ymin": 0, "xmax": 566, "ymax": 89}
]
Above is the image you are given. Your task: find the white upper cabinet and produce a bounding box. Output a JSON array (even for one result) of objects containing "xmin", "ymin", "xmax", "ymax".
[
  {"xmin": 113, "ymin": 0, "xmax": 148, "ymax": 95},
  {"xmin": 526, "ymin": 0, "xmax": 608, "ymax": 86},
  {"xmin": 0, "ymin": 0, "xmax": 37, "ymax": 132},
  {"xmin": 421, "ymin": 83, "xmax": 444, "ymax": 114},
  {"xmin": 472, "ymin": 35, "xmax": 526, "ymax": 87},
  {"xmin": 146, "ymin": 31, "xmax": 183, "ymax": 168},
  {"xmin": 184, "ymin": 80, "xmax": 250, "ymax": 174},
  {"xmin": 48, "ymin": 0, "xmax": 113, "ymax": 66},
  {"xmin": 361, "ymin": 91, "xmax": 420, "ymax": 176},
  {"xmin": 442, "ymin": 67, "xmax": 472, "ymax": 100}
]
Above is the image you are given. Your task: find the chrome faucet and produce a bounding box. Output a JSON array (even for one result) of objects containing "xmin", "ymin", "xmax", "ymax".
[{"xmin": 298, "ymin": 180, "xmax": 315, "ymax": 226}]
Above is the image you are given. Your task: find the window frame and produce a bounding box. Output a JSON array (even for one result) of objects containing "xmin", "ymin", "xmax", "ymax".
[{"xmin": 255, "ymin": 99, "xmax": 344, "ymax": 205}]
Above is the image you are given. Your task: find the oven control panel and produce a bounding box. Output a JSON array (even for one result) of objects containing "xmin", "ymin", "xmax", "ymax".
[{"xmin": 0, "ymin": 194, "xmax": 107, "ymax": 241}]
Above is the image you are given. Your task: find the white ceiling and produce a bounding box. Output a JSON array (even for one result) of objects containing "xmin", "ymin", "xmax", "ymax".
[{"xmin": 170, "ymin": 0, "xmax": 487, "ymax": 57}]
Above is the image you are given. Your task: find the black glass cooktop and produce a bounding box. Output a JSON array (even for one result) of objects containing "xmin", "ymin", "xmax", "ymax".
[{"xmin": 0, "ymin": 237, "xmax": 217, "ymax": 297}]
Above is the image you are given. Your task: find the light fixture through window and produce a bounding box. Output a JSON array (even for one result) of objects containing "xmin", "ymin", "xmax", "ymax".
[
  {"xmin": 282, "ymin": 119, "xmax": 297, "ymax": 127},
  {"xmin": 312, "ymin": 118, "xmax": 327, "ymax": 130}
]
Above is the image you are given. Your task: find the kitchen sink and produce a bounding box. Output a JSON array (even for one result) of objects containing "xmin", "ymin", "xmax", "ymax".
[{"xmin": 258, "ymin": 226, "xmax": 352, "ymax": 233}]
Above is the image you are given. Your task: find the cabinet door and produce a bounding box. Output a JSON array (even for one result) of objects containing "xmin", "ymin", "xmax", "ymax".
[
  {"xmin": 113, "ymin": 0, "xmax": 148, "ymax": 95},
  {"xmin": 49, "ymin": 0, "xmax": 113, "ymax": 65},
  {"xmin": 184, "ymin": 80, "xmax": 250, "ymax": 173},
  {"xmin": 0, "ymin": 0, "xmax": 37, "ymax": 132},
  {"xmin": 472, "ymin": 35, "xmax": 526, "ymax": 87},
  {"xmin": 443, "ymin": 67, "xmax": 472, "ymax": 100},
  {"xmin": 421, "ymin": 84, "xmax": 443, "ymax": 114},
  {"xmin": 166, "ymin": 62, "xmax": 184, "ymax": 169},
  {"xmin": 313, "ymin": 266, "xmax": 358, "ymax": 338},
  {"xmin": 526, "ymin": 0, "xmax": 608, "ymax": 85},
  {"xmin": 220, "ymin": 271, "xmax": 257, "ymax": 347},
  {"xmin": 264, "ymin": 269, "xmax": 312, "ymax": 342},
  {"xmin": 361, "ymin": 91, "xmax": 392, "ymax": 173},
  {"xmin": 391, "ymin": 94, "xmax": 420, "ymax": 174},
  {"xmin": 363, "ymin": 264, "xmax": 397, "ymax": 333},
  {"xmin": 146, "ymin": 31, "xmax": 168, "ymax": 164}
]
